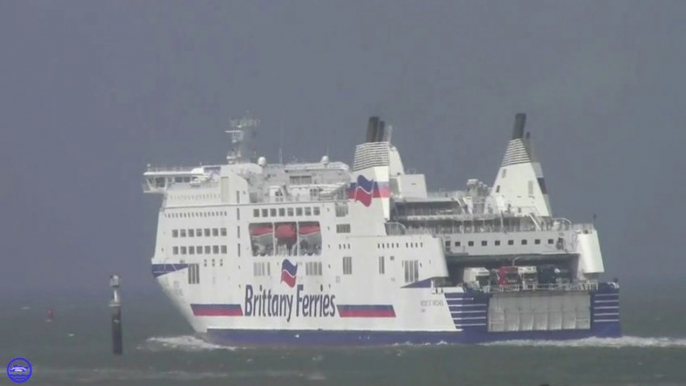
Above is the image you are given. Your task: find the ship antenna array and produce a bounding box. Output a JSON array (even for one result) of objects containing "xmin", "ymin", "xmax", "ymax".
[{"xmin": 226, "ymin": 112, "xmax": 260, "ymax": 164}]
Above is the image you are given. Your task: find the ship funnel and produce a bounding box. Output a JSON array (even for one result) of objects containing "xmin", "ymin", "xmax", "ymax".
[
  {"xmin": 512, "ymin": 113, "xmax": 526, "ymax": 140},
  {"xmin": 366, "ymin": 117, "xmax": 380, "ymax": 143},
  {"xmin": 375, "ymin": 120, "xmax": 386, "ymax": 142}
]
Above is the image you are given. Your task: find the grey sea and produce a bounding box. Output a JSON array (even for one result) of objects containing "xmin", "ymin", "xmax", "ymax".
[{"xmin": 3, "ymin": 282, "xmax": 685, "ymax": 386}]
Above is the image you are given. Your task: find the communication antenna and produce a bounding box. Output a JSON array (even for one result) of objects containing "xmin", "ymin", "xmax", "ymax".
[
  {"xmin": 279, "ymin": 118, "xmax": 284, "ymax": 164},
  {"xmin": 226, "ymin": 112, "xmax": 260, "ymax": 164}
]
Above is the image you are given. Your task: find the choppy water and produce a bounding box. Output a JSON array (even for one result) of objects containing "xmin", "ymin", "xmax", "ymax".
[{"xmin": 2, "ymin": 283, "xmax": 685, "ymax": 386}]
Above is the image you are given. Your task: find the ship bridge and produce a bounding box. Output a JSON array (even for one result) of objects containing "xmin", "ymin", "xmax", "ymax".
[{"xmin": 142, "ymin": 165, "xmax": 221, "ymax": 194}]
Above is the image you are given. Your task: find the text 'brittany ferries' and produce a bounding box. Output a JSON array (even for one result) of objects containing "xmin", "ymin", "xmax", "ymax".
[{"xmin": 244, "ymin": 259, "xmax": 336, "ymax": 322}]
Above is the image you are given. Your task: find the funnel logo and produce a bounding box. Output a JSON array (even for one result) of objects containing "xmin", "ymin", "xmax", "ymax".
[
  {"xmin": 349, "ymin": 175, "xmax": 375, "ymax": 207},
  {"xmin": 348, "ymin": 175, "xmax": 390, "ymax": 207},
  {"xmin": 281, "ymin": 259, "xmax": 298, "ymax": 288}
]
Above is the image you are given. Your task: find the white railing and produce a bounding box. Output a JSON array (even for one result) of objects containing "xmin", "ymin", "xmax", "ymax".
[
  {"xmin": 482, "ymin": 282, "xmax": 598, "ymax": 293},
  {"xmin": 145, "ymin": 165, "xmax": 198, "ymax": 173}
]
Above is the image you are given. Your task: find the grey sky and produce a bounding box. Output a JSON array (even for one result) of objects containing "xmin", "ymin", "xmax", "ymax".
[{"xmin": 1, "ymin": 0, "xmax": 684, "ymax": 294}]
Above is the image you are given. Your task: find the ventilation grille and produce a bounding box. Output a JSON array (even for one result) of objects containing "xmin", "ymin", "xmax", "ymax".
[
  {"xmin": 500, "ymin": 139, "xmax": 532, "ymax": 167},
  {"xmin": 353, "ymin": 142, "xmax": 390, "ymax": 171}
]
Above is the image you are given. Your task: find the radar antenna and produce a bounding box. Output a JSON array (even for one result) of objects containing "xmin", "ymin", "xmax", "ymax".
[{"xmin": 226, "ymin": 112, "xmax": 260, "ymax": 164}]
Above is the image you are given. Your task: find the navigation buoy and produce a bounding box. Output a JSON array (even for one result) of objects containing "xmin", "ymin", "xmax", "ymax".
[{"xmin": 110, "ymin": 274, "xmax": 123, "ymax": 355}]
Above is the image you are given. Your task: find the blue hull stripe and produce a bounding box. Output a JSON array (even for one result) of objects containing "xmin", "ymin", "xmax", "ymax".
[
  {"xmin": 152, "ymin": 263, "xmax": 189, "ymax": 278},
  {"xmin": 206, "ymin": 324, "xmax": 621, "ymax": 346}
]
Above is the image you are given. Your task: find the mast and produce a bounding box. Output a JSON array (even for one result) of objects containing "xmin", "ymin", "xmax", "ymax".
[{"xmin": 226, "ymin": 112, "xmax": 260, "ymax": 164}]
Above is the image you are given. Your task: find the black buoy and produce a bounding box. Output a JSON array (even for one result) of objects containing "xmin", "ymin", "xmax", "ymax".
[{"xmin": 110, "ymin": 274, "xmax": 123, "ymax": 355}]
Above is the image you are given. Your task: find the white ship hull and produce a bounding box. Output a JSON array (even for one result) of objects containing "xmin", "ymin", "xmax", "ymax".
[{"xmin": 145, "ymin": 113, "xmax": 620, "ymax": 346}]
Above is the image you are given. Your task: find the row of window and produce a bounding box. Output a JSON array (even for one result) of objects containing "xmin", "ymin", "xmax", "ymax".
[
  {"xmin": 254, "ymin": 262, "xmax": 270, "ymax": 276},
  {"xmin": 336, "ymin": 224, "xmax": 351, "ymax": 234},
  {"xmin": 448, "ymin": 238, "xmax": 561, "ymax": 248},
  {"xmin": 305, "ymin": 261, "xmax": 323, "ymax": 276},
  {"xmin": 342, "ymin": 256, "xmax": 352, "ymax": 275},
  {"xmin": 378, "ymin": 242, "xmax": 424, "ymax": 249},
  {"xmin": 338, "ymin": 244, "xmax": 351, "ymax": 250},
  {"xmin": 172, "ymin": 228, "xmax": 227, "ymax": 238},
  {"xmin": 253, "ymin": 206, "xmax": 321, "ymax": 218},
  {"xmin": 404, "ymin": 260, "xmax": 419, "ymax": 283},
  {"xmin": 173, "ymin": 245, "xmax": 234, "ymax": 255},
  {"xmin": 188, "ymin": 264, "xmax": 200, "ymax": 284},
  {"xmin": 166, "ymin": 211, "xmax": 229, "ymax": 218}
]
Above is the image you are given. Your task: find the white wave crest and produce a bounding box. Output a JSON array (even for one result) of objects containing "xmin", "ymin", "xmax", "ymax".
[
  {"xmin": 483, "ymin": 336, "xmax": 686, "ymax": 348},
  {"xmin": 138, "ymin": 335, "xmax": 239, "ymax": 352}
]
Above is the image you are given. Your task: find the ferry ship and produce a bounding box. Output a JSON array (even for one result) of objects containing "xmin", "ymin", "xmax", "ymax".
[{"xmin": 144, "ymin": 113, "xmax": 620, "ymax": 346}]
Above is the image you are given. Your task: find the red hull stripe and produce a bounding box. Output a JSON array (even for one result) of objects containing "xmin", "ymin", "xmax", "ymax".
[{"xmin": 191, "ymin": 304, "xmax": 244, "ymax": 317}]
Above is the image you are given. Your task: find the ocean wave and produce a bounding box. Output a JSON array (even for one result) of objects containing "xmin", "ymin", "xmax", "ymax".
[
  {"xmin": 482, "ymin": 336, "xmax": 686, "ymax": 348},
  {"xmin": 38, "ymin": 367, "xmax": 311, "ymax": 382}
]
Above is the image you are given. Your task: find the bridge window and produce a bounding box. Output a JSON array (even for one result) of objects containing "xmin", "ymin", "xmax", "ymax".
[
  {"xmin": 305, "ymin": 207, "xmax": 312, "ymax": 216},
  {"xmin": 343, "ymin": 256, "xmax": 352, "ymax": 275},
  {"xmin": 196, "ymin": 246, "xmax": 202, "ymax": 254},
  {"xmin": 468, "ymin": 241, "xmax": 474, "ymax": 247},
  {"xmin": 205, "ymin": 246, "xmax": 211, "ymax": 254},
  {"xmin": 481, "ymin": 240, "xmax": 487, "ymax": 246},
  {"xmin": 180, "ymin": 229, "xmax": 187, "ymax": 238},
  {"xmin": 254, "ymin": 209, "xmax": 260, "ymax": 217},
  {"xmin": 535, "ymin": 239, "xmax": 541, "ymax": 245},
  {"xmin": 336, "ymin": 224, "xmax": 351, "ymax": 234},
  {"xmin": 495, "ymin": 240, "xmax": 501, "ymax": 246},
  {"xmin": 180, "ymin": 247, "xmax": 187, "ymax": 255},
  {"xmin": 548, "ymin": 239, "xmax": 554, "ymax": 244},
  {"xmin": 204, "ymin": 229, "xmax": 211, "ymax": 237},
  {"xmin": 288, "ymin": 208, "xmax": 294, "ymax": 216},
  {"xmin": 212, "ymin": 228, "xmax": 219, "ymax": 237},
  {"xmin": 189, "ymin": 247, "xmax": 195, "ymax": 255},
  {"xmin": 188, "ymin": 229, "xmax": 195, "ymax": 237},
  {"xmin": 521, "ymin": 239, "xmax": 528, "ymax": 245},
  {"xmin": 221, "ymin": 245, "xmax": 227, "ymax": 254},
  {"xmin": 196, "ymin": 228, "xmax": 202, "ymax": 237},
  {"xmin": 270, "ymin": 208, "xmax": 277, "ymax": 217},
  {"xmin": 508, "ymin": 240, "xmax": 514, "ymax": 245},
  {"xmin": 213, "ymin": 245, "xmax": 219, "ymax": 254},
  {"xmin": 262, "ymin": 209, "xmax": 268, "ymax": 217},
  {"xmin": 172, "ymin": 230, "xmax": 178, "ymax": 238},
  {"xmin": 220, "ymin": 228, "xmax": 227, "ymax": 236},
  {"xmin": 314, "ymin": 207, "xmax": 321, "ymax": 215},
  {"xmin": 279, "ymin": 208, "xmax": 285, "ymax": 216},
  {"xmin": 454, "ymin": 241, "xmax": 461, "ymax": 247},
  {"xmin": 173, "ymin": 247, "xmax": 179, "ymax": 255},
  {"xmin": 296, "ymin": 208, "xmax": 303, "ymax": 216}
]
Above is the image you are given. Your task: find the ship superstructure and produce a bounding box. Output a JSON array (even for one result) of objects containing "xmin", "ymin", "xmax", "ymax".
[{"xmin": 143, "ymin": 113, "xmax": 620, "ymax": 345}]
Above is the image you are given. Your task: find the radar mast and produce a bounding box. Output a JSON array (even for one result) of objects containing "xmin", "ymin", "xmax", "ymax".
[{"xmin": 226, "ymin": 112, "xmax": 260, "ymax": 164}]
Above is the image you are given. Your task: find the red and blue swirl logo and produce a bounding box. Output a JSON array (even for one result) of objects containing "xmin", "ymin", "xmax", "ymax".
[
  {"xmin": 348, "ymin": 175, "xmax": 390, "ymax": 207},
  {"xmin": 280, "ymin": 259, "xmax": 298, "ymax": 288}
]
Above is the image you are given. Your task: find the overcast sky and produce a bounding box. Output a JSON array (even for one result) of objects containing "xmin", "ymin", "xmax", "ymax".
[{"xmin": 1, "ymin": 0, "xmax": 684, "ymax": 294}]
